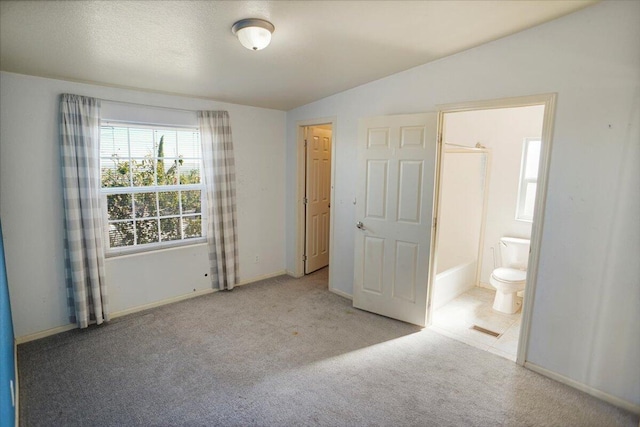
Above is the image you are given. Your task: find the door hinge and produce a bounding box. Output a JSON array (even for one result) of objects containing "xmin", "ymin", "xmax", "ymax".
[
  {"xmin": 438, "ymin": 132, "xmax": 443, "ymax": 144},
  {"xmin": 303, "ymin": 255, "xmax": 307, "ymax": 261},
  {"xmin": 433, "ymin": 217, "xmax": 437, "ymax": 228},
  {"xmin": 303, "ymin": 197, "xmax": 308, "ymax": 204},
  {"xmin": 304, "ymin": 139, "xmax": 308, "ymax": 147}
]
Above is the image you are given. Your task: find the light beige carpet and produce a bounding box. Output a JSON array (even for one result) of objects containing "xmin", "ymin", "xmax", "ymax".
[{"xmin": 18, "ymin": 269, "xmax": 638, "ymax": 426}]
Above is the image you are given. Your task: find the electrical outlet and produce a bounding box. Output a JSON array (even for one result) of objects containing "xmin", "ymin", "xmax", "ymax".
[{"xmin": 254, "ymin": 255, "xmax": 259, "ymax": 263}]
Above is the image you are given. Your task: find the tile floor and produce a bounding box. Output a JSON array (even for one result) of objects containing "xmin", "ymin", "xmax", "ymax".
[{"xmin": 430, "ymin": 287, "xmax": 522, "ymax": 361}]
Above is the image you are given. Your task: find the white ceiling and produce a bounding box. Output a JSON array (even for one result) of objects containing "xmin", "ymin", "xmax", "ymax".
[{"xmin": 0, "ymin": 1, "xmax": 596, "ymax": 111}]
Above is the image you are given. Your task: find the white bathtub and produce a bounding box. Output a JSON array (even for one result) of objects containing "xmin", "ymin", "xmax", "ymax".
[{"xmin": 431, "ymin": 261, "xmax": 477, "ymax": 309}]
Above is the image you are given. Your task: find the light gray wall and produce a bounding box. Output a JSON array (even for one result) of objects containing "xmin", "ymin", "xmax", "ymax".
[
  {"xmin": 0, "ymin": 72, "xmax": 287, "ymax": 338},
  {"xmin": 285, "ymin": 1, "xmax": 640, "ymax": 408}
]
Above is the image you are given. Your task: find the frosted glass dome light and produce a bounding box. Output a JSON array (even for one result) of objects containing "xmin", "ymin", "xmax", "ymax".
[{"xmin": 232, "ymin": 19, "xmax": 275, "ymax": 51}]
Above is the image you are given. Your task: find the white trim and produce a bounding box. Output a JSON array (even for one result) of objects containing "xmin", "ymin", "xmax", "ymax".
[
  {"xmin": 425, "ymin": 118, "xmax": 444, "ymax": 326},
  {"xmin": 295, "ymin": 117, "xmax": 338, "ymax": 294},
  {"xmin": 430, "ymin": 93, "xmax": 557, "ymax": 368},
  {"xmin": 15, "ymin": 323, "xmax": 78, "ymax": 344},
  {"xmin": 437, "ymin": 93, "xmax": 556, "ymax": 113},
  {"xmin": 110, "ymin": 288, "xmax": 216, "ymax": 319},
  {"xmin": 111, "ymin": 271, "xmax": 287, "ymax": 319},
  {"xmin": 285, "ymin": 269, "xmax": 303, "ymax": 278},
  {"xmin": 237, "ymin": 270, "xmax": 287, "ymax": 286},
  {"xmin": 329, "ymin": 287, "xmax": 353, "ymax": 301},
  {"xmin": 105, "ymin": 238, "xmax": 207, "ymax": 258},
  {"xmin": 525, "ymin": 361, "xmax": 640, "ymax": 415},
  {"xmin": 14, "ymin": 269, "xmax": 288, "ymax": 343},
  {"xmin": 14, "ymin": 292, "xmax": 209, "ymax": 344},
  {"xmin": 518, "ymin": 94, "xmax": 556, "ymax": 366}
]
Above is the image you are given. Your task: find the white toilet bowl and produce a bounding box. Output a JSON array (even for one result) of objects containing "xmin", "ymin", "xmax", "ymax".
[{"xmin": 489, "ymin": 267, "xmax": 526, "ymax": 314}]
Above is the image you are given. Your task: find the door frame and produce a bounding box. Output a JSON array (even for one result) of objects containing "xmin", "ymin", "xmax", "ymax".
[
  {"xmin": 294, "ymin": 117, "xmax": 340, "ymax": 290},
  {"xmin": 428, "ymin": 94, "xmax": 557, "ymax": 366}
]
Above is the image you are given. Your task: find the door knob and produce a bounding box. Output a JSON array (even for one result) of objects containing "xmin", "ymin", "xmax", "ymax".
[{"xmin": 356, "ymin": 221, "xmax": 365, "ymax": 229}]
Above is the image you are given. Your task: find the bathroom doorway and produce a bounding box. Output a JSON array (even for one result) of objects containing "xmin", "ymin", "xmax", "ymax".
[{"xmin": 428, "ymin": 97, "xmax": 552, "ymax": 363}]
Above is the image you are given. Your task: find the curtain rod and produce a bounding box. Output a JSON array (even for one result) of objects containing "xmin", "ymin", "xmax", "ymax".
[
  {"xmin": 444, "ymin": 142, "xmax": 488, "ymax": 151},
  {"xmin": 98, "ymin": 97, "xmax": 200, "ymax": 114}
]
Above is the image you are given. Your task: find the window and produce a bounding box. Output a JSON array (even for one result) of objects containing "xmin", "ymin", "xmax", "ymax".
[
  {"xmin": 100, "ymin": 123, "xmax": 205, "ymax": 254},
  {"xmin": 516, "ymin": 138, "xmax": 541, "ymax": 222}
]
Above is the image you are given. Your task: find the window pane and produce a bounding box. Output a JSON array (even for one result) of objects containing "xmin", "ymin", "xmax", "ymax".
[
  {"xmin": 129, "ymin": 128, "xmax": 154, "ymax": 158},
  {"xmin": 134, "ymin": 192, "xmax": 157, "ymax": 218},
  {"xmin": 523, "ymin": 183, "xmax": 537, "ymax": 219},
  {"xmin": 136, "ymin": 219, "xmax": 159, "ymax": 245},
  {"xmin": 183, "ymin": 216, "xmax": 202, "ymax": 238},
  {"xmin": 157, "ymin": 158, "xmax": 180, "ymax": 186},
  {"xmin": 107, "ymin": 194, "xmax": 132, "ymax": 220},
  {"xmin": 100, "ymin": 127, "xmax": 129, "ymax": 158},
  {"xmin": 160, "ymin": 217, "xmax": 181, "ymax": 241},
  {"xmin": 101, "ymin": 158, "xmax": 131, "ymax": 188},
  {"xmin": 177, "ymin": 131, "xmax": 201, "ymax": 158},
  {"xmin": 181, "ymin": 190, "xmax": 201, "ymax": 214},
  {"xmin": 179, "ymin": 159, "xmax": 201, "ymax": 185},
  {"xmin": 158, "ymin": 191, "xmax": 179, "ymax": 216},
  {"xmin": 131, "ymin": 158, "xmax": 156, "ymax": 187},
  {"xmin": 109, "ymin": 221, "xmax": 134, "ymax": 247},
  {"xmin": 524, "ymin": 140, "xmax": 541, "ymax": 180}
]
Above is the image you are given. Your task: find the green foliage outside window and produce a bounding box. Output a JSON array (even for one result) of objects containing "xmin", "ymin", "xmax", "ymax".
[{"xmin": 102, "ymin": 134, "xmax": 203, "ymax": 248}]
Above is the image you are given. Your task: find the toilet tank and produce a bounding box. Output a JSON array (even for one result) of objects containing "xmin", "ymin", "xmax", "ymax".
[{"xmin": 499, "ymin": 237, "xmax": 531, "ymax": 270}]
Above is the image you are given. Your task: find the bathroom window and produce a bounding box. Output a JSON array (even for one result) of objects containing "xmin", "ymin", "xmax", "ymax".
[{"xmin": 516, "ymin": 138, "xmax": 541, "ymax": 222}]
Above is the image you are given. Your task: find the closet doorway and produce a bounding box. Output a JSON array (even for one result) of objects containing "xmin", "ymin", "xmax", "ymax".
[
  {"xmin": 303, "ymin": 124, "xmax": 332, "ymax": 274},
  {"xmin": 294, "ymin": 119, "xmax": 337, "ymax": 288}
]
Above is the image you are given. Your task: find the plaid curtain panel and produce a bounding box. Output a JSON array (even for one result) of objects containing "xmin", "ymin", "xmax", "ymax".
[
  {"xmin": 198, "ymin": 111, "xmax": 239, "ymax": 290},
  {"xmin": 60, "ymin": 94, "xmax": 109, "ymax": 328}
]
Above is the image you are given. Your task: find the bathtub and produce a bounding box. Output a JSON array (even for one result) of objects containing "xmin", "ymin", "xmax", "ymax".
[{"xmin": 431, "ymin": 261, "xmax": 477, "ymax": 310}]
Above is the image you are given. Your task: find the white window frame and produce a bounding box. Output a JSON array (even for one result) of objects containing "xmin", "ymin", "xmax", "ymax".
[
  {"xmin": 515, "ymin": 137, "xmax": 541, "ymax": 222},
  {"xmin": 100, "ymin": 121, "xmax": 207, "ymax": 257}
]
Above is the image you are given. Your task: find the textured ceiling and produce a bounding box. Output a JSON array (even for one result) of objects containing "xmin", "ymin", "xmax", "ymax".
[{"xmin": 0, "ymin": 1, "xmax": 597, "ymax": 110}]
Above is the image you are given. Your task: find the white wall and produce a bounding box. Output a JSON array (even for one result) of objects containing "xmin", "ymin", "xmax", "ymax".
[
  {"xmin": 0, "ymin": 72, "xmax": 286, "ymax": 338},
  {"xmin": 444, "ymin": 106, "xmax": 544, "ymax": 285},
  {"xmin": 285, "ymin": 1, "xmax": 640, "ymax": 408}
]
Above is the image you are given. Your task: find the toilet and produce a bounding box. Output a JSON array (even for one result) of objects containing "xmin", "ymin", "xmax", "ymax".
[{"xmin": 489, "ymin": 237, "xmax": 530, "ymax": 314}]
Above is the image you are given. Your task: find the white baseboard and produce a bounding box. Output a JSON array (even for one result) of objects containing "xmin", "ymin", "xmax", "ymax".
[
  {"xmin": 238, "ymin": 270, "xmax": 287, "ymax": 286},
  {"xmin": 15, "ymin": 270, "xmax": 290, "ymax": 343},
  {"xmin": 15, "ymin": 323, "xmax": 78, "ymax": 344},
  {"xmin": 329, "ymin": 287, "xmax": 353, "ymax": 300},
  {"xmin": 524, "ymin": 361, "xmax": 640, "ymax": 415},
  {"xmin": 286, "ymin": 269, "xmax": 303, "ymax": 278},
  {"xmin": 110, "ymin": 288, "xmax": 217, "ymax": 319}
]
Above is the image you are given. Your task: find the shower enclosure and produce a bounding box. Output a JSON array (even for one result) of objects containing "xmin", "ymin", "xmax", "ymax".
[{"xmin": 432, "ymin": 144, "xmax": 490, "ymax": 309}]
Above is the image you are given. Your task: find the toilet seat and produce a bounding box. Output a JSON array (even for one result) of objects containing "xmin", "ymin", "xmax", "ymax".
[{"xmin": 491, "ymin": 267, "xmax": 526, "ymax": 283}]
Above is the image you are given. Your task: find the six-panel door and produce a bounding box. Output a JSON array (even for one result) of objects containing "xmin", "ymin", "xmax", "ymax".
[{"xmin": 353, "ymin": 113, "xmax": 437, "ymax": 326}]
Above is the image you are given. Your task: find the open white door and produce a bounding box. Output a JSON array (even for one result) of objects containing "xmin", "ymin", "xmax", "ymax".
[
  {"xmin": 305, "ymin": 127, "xmax": 332, "ymax": 274},
  {"xmin": 353, "ymin": 113, "xmax": 438, "ymax": 326}
]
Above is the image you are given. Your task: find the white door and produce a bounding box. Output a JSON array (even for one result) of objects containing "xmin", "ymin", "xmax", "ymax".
[
  {"xmin": 305, "ymin": 126, "xmax": 332, "ymax": 274},
  {"xmin": 353, "ymin": 113, "xmax": 438, "ymax": 326}
]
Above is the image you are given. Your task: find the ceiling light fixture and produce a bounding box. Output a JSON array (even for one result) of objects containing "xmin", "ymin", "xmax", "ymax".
[{"xmin": 232, "ymin": 18, "xmax": 275, "ymax": 51}]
